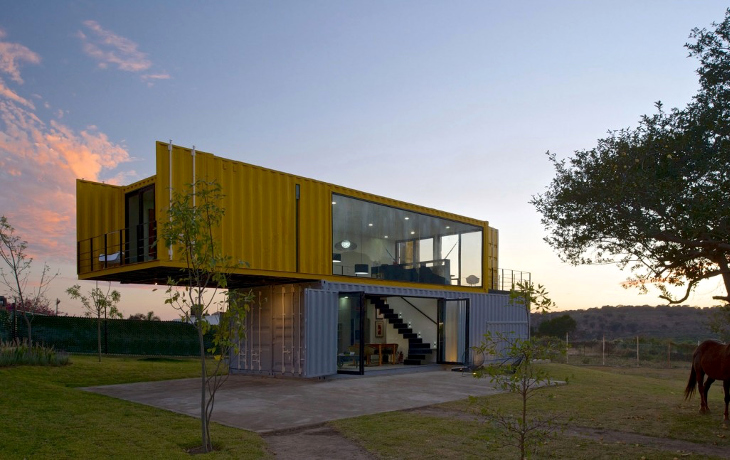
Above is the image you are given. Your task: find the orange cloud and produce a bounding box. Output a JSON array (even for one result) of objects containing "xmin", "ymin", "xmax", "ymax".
[{"xmin": 0, "ymin": 31, "xmax": 133, "ymax": 263}]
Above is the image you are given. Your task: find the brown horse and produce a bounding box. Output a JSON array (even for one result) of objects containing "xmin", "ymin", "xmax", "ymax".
[{"xmin": 684, "ymin": 340, "xmax": 730, "ymax": 421}]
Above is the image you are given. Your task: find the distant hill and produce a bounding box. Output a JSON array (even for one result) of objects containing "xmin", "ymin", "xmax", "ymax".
[{"xmin": 531, "ymin": 305, "xmax": 723, "ymax": 342}]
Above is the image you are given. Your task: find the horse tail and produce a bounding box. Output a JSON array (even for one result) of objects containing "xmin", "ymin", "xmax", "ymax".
[{"xmin": 684, "ymin": 363, "xmax": 697, "ymax": 401}]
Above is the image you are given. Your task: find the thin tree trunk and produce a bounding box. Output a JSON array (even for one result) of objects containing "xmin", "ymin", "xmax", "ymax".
[
  {"xmin": 97, "ymin": 313, "xmax": 102, "ymax": 362},
  {"xmin": 521, "ymin": 378, "xmax": 528, "ymax": 459},
  {"xmin": 22, "ymin": 311, "xmax": 32, "ymax": 345},
  {"xmin": 198, "ymin": 310, "xmax": 209, "ymax": 452}
]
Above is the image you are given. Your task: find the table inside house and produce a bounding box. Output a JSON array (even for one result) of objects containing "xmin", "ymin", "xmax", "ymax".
[{"xmin": 367, "ymin": 343, "xmax": 398, "ymax": 365}]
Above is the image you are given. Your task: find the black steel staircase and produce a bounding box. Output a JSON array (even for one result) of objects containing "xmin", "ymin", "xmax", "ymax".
[{"xmin": 372, "ymin": 298, "xmax": 433, "ymax": 365}]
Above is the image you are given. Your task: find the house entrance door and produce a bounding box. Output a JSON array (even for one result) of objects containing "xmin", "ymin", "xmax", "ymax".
[
  {"xmin": 336, "ymin": 292, "xmax": 365, "ymax": 375},
  {"xmin": 438, "ymin": 299, "xmax": 468, "ymax": 364}
]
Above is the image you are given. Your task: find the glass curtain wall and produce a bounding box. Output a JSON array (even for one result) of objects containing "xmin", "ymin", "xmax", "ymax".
[{"xmin": 332, "ymin": 194, "xmax": 483, "ymax": 287}]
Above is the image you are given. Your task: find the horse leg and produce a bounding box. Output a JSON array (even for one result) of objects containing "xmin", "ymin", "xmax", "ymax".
[
  {"xmin": 723, "ymin": 380, "xmax": 729, "ymax": 422},
  {"xmin": 704, "ymin": 377, "xmax": 715, "ymax": 412},
  {"xmin": 697, "ymin": 370, "xmax": 708, "ymax": 413}
]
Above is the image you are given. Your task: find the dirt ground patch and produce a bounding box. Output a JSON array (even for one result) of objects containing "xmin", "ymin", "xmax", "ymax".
[{"xmin": 263, "ymin": 425, "xmax": 374, "ymax": 459}]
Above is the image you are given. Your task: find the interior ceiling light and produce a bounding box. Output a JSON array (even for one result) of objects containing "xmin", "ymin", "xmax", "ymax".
[
  {"xmin": 368, "ymin": 223, "xmax": 373, "ymax": 227},
  {"xmin": 404, "ymin": 217, "xmax": 410, "ymax": 220},
  {"xmin": 332, "ymin": 201, "xmax": 337, "ymax": 205},
  {"xmin": 332, "ymin": 253, "xmax": 342, "ymax": 263},
  {"xmin": 410, "ymin": 231, "xmax": 415, "ymax": 235},
  {"xmin": 335, "ymin": 239, "xmax": 357, "ymax": 250}
]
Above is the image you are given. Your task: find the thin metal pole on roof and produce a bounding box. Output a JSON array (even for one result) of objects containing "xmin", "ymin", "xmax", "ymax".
[
  {"xmin": 192, "ymin": 145, "xmax": 196, "ymax": 208},
  {"xmin": 168, "ymin": 140, "xmax": 173, "ymax": 261}
]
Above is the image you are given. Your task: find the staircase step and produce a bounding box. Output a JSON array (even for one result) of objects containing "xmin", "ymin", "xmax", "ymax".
[
  {"xmin": 407, "ymin": 353, "xmax": 430, "ymax": 360},
  {"xmin": 403, "ymin": 359, "xmax": 424, "ymax": 365},
  {"xmin": 414, "ymin": 349, "xmax": 432, "ymax": 355},
  {"xmin": 403, "ymin": 333, "xmax": 418, "ymax": 339},
  {"xmin": 410, "ymin": 343, "xmax": 431, "ymax": 350}
]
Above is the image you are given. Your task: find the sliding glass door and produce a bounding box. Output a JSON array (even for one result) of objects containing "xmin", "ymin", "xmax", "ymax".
[
  {"xmin": 438, "ymin": 299, "xmax": 468, "ymax": 364},
  {"xmin": 336, "ymin": 292, "xmax": 365, "ymax": 375},
  {"xmin": 125, "ymin": 185, "xmax": 156, "ymax": 263}
]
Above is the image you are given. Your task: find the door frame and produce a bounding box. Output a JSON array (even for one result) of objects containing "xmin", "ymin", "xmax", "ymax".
[
  {"xmin": 437, "ymin": 298, "xmax": 470, "ymax": 364},
  {"xmin": 337, "ymin": 291, "xmax": 366, "ymax": 375}
]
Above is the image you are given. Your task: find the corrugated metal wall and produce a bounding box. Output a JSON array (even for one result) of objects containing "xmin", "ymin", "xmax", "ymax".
[
  {"xmin": 303, "ymin": 289, "xmax": 338, "ymax": 377},
  {"xmin": 487, "ymin": 227, "xmax": 499, "ymax": 290},
  {"xmin": 232, "ymin": 281, "xmax": 526, "ymax": 378},
  {"xmin": 76, "ymin": 180, "xmax": 124, "ymax": 245},
  {"xmin": 155, "ymin": 142, "xmax": 304, "ymax": 273},
  {"xmin": 234, "ymin": 285, "xmax": 306, "ymax": 376}
]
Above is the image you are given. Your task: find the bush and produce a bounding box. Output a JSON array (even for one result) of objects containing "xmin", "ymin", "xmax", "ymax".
[{"xmin": 0, "ymin": 339, "xmax": 70, "ymax": 367}]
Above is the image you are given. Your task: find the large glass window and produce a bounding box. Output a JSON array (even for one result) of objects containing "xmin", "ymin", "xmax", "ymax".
[
  {"xmin": 125, "ymin": 185, "xmax": 156, "ymax": 263},
  {"xmin": 332, "ymin": 194, "xmax": 483, "ymax": 287}
]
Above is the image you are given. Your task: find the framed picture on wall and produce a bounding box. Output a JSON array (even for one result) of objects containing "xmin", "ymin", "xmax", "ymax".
[{"xmin": 375, "ymin": 320, "xmax": 384, "ymax": 338}]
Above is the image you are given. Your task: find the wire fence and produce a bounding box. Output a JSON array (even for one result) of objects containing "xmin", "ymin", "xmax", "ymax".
[
  {"xmin": 0, "ymin": 310, "xmax": 211, "ymax": 356},
  {"xmin": 564, "ymin": 336, "xmax": 700, "ymax": 368}
]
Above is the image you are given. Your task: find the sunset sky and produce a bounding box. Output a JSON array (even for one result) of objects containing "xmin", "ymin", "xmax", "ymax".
[{"xmin": 1, "ymin": 1, "xmax": 728, "ymax": 319}]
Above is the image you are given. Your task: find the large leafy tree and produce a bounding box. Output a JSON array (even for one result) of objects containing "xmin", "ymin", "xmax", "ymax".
[
  {"xmin": 532, "ymin": 11, "xmax": 730, "ymax": 305},
  {"xmin": 161, "ymin": 179, "xmax": 251, "ymax": 454}
]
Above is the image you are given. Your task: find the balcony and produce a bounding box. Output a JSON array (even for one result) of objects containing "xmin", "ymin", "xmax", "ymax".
[
  {"xmin": 490, "ymin": 268, "xmax": 531, "ymax": 292},
  {"xmin": 78, "ymin": 221, "xmax": 157, "ymax": 275}
]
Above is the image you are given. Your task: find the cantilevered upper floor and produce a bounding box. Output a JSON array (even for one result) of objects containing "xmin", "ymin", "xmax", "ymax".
[{"xmin": 77, "ymin": 141, "xmax": 504, "ymax": 291}]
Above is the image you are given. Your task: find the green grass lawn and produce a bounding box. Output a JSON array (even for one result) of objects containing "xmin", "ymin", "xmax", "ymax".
[
  {"xmin": 4, "ymin": 356, "xmax": 730, "ymax": 459},
  {"xmin": 0, "ymin": 355, "xmax": 270, "ymax": 459},
  {"xmin": 332, "ymin": 363, "xmax": 730, "ymax": 459}
]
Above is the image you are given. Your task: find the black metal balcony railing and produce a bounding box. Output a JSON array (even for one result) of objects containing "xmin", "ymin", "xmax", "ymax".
[
  {"xmin": 491, "ymin": 268, "xmax": 531, "ymax": 292},
  {"xmin": 77, "ymin": 221, "xmax": 157, "ymax": 275}
]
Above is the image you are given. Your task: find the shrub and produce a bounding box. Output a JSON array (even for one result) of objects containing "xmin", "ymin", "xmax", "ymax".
[{"xmin": 0, "ymin": 339, "xmax": 70, "ymax": 367}]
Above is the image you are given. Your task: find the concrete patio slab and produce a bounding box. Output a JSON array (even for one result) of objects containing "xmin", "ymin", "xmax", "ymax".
[{"xmin": 83, "ymin": 367, "xmax": 500, "ymax": 433}]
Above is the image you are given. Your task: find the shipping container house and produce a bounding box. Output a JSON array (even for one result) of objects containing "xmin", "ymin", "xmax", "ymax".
[{"xmin": 76, "ymin": 141, "xmax": 529, "ymax": 377}]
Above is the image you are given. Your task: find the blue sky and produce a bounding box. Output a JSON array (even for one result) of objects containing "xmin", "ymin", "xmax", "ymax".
[{"xmin": 1, "ymin": 1, "xmax": 727, "ymax": 319}]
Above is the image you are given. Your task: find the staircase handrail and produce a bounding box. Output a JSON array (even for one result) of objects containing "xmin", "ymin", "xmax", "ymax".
[{"xmin": 398, "ymin": 297, "xmax": 437, "ymax": 326}]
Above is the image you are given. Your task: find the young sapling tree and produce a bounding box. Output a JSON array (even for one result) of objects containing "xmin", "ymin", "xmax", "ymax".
[
  {"xmin": 66, "ymin": 282, "xmax": 122, "ymax": 362},
  {"xmin": 472, "ymin": 281, "xmax": 566, "ymax": 459},
  {"xmin": 161, "ymin": 179, "xmax": 251, "ymax": 454}
]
